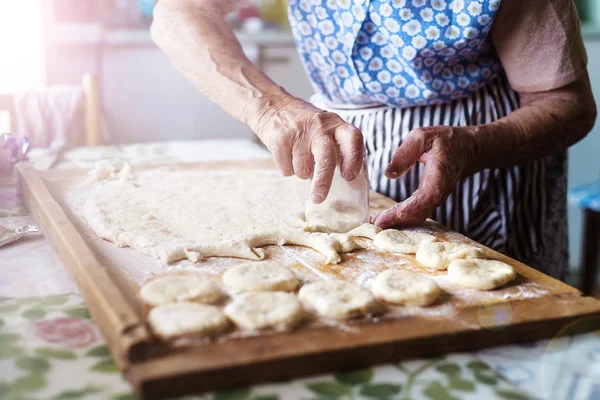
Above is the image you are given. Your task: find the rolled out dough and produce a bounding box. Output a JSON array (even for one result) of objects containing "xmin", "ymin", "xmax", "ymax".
[
  {"xmin": 372, "ymin": 270, "xmax": 440, "ymax": 306},
  {"xmin": 222, "ymin": 261, "xmax": 299, "ymax": 293},
  {"xmin": 447, "ymin": 259, "xmax": 516, "ymax": 290},
  {"xmin": 147, "ymin": 302, "xmax": 229, "ymax": 339},
  {"xmin": 224, "ymin": 292, "xmax": 304, "ymax": 330},
  {"xmin": 140, "ymin": 274, "xmax": 223, "ymax": 307},
  {"xmin": 84, "ymin": 169, "xmax": 358, "ymax": 265}
]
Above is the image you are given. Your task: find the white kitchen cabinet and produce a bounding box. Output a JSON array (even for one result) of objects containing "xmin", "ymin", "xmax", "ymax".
[
  {"xmin": 101, "ymin": 46, "xmax": 253, "ymax": 143},
  {"xmin": 47, "ymin": 27, "xmax": 313, "ymax": 144},
  {"xmin": 261, "ymin": 46, "xmax": 314, "ymax": 102}
]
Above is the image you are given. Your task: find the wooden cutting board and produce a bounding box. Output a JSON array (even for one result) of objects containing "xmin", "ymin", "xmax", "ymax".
[{"xmin": 16, "ymin": 161, "xmax": 600, "ymax": 400}]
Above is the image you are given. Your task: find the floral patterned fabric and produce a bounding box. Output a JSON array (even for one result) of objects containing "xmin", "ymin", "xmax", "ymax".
[
  {"xmin": 0, "ymin": 293, "xmax": 534, "ymax": 400},
  {"xmin": 288, "ymin": 0, "xmax": 504, "ymax": 107}
]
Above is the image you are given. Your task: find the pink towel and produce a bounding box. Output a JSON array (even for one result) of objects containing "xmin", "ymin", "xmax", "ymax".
[{"xmin": 14, "ymin": 85, "xmax": 84, "ymax": 149}]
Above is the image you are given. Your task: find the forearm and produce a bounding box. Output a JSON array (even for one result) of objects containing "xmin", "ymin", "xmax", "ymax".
[
  {"xmin": 151, "ymin": 0, "xmax": 288, "ymax": 128},
  {"xmin": 466, "ymin": 76, "xmax": 597, "ymax": 175}
]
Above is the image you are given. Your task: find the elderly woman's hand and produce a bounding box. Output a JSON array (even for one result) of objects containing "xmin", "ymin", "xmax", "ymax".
[
  {"xmin": 251, "ymin": 95, "xmax": 365, "ymax": 204},
  {"xmin": 373, "ymin": 126, "xmax": 478, "ymax": 228}
]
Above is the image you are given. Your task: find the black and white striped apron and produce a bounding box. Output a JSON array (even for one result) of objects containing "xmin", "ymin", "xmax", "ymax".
[{"xmin": 315, "ymin": 74, "xmax": 569, "ymax": 280}]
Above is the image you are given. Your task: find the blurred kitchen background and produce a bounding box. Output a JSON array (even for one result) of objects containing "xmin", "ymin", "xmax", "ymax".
[{"xmin": 0, "ymin": 0, "xmax": 599, "ymax": 289}]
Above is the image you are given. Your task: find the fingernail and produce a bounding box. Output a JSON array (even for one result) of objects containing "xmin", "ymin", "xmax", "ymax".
[
  {"xmin": 343, "ymin": 171, "xmax": 357, "ymax": 181},
  {"xmin": 385, "ymin": 168, "xmax": 398, "ymax": 178},
  {"xmin": 312, "ymin": 193, "xmax": 324, "ymax": 203},
  {"xmin": 376, "ymin": 219, "xmax": 391, "ymax": 229}
]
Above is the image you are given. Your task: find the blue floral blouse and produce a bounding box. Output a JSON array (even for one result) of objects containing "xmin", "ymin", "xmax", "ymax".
[{"xmin": 288, "ymin": 0, "xmax": 505, "ymax": 107}]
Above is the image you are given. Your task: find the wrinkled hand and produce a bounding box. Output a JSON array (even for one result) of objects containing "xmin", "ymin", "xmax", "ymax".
[
  {"xmin": 251, "ymin": 95, "xmax": 364, "ymax": 203},
  {"xmin": 373, "ymin": 126, "xmax": 477, "ymax": 229}
]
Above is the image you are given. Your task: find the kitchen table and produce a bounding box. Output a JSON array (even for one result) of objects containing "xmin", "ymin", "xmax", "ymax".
[{"xmin": 1, "ymin": 140, "xmax": 599, "ymax": 400}]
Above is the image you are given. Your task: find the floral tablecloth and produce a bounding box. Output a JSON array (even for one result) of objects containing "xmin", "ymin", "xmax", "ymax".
[{"xmin": 1, "ymin": 140, "xmax": 600, "ymax": 400}]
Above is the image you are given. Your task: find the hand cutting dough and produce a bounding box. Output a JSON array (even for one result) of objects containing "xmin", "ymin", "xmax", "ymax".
[
  {"xmin": 346, "ymin": 223, "xmax": 382, "ymax": 240},
  {"xmin": 416, "ymin": 242, "xmax": 486, "ymax": 270},
  {"xmin": 84, "ymin": 170, "xmax": 358, "ymax": 265},
  {"xmin": 298, "ymin": 280, "xmax": 380, "ymax": 320},
  {"xmin": 372, "ymin": 270, "xmax": 440, "ymax": 306},
  {"xmin": 222, "ymin": 261, "xmax": 299, "ymax": 293},
  {"xmin": 448, "ymin": 259, "xmax": 516, "ymax": 290},
  {"xmin": 373, "ymin": 229, "xmax": 437, "ymax": 254},
  {"xmin": 140, "ymin": 275, "xmax": 223, "ymax": 306},
  {"xmin": 224, "ymin": 292, "xmax": 304, "ymax": 330},
  {"xmin": 147, "ymin": 302, "xmax": 229, "ymax": 339}
]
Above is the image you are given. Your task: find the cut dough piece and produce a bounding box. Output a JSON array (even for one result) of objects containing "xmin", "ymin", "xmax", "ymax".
[
  {"xmin": 372, "ymin": 270, "xmax": 440, "ymax": 306},
  {"xmin": 448, "ymin": 259, "xmax": 516, "ymax": 290},
  {"xmin": 416, "ymin": 242, "xmax": 486, "ymax": 270},
  {"xmin": 222, "ymin": 261, "xmax": 299, "ymax": 293},
  {"xmin": 148, "ymin": 302, "xmax": 229, "ymax": 339},
  {"xmin": 224, "ymin": 292, "xmax": 304, "ymax": 330},
  {"xmin": 140, "ymin": 275, "xmax": 223, "ymax": 307},
  {"xmin": 373, "ymin": 229, "xmax": 437, "ymax": 254},
  {"xmin": 346, "ymin": 223, "xmax": 382, "ymax": 240},
  {"xmin": 298, "ymin": 280, "xmax": 380, "ymax": 320}
]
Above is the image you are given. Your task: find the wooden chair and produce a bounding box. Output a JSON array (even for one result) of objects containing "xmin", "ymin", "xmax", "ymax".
[{"xmin": 0, "ymin": 74, "xmax": 102, "ymax": 146}]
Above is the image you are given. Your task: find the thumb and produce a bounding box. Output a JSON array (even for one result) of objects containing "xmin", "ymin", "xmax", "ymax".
[{"xmin": 385, "ymin": 130, "xmax": 425, "ymax": 179}]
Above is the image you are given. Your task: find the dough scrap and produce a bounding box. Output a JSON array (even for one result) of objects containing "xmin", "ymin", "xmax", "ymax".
[
  {"xmin": 84, "ymin": 170, "xmax": 357, "ymax": 265},
  {"xmin": 372, "ymin": 270, "xmax": 440, "ymax": 306},
  {"xmin": 245, "ymin": 231, "xmax": 357, "ymax": 264},
  {"xmin": 140, "ymin": 275, "xmax": 223, "ymax": 307},
  {"xmin": 222, "ymin": 261, "xmax": 299, "ymax": 293},
  {"xmin": 148, "ymin": 302, "xmax": 229, "ymax": 339},
  {"xmin": 298, "ymin": 280, "xmax": 380, "ymax": 320},
  {"xmin": 224, "ymin": 292, "xmax": 304, "ymax": 330},
  {"xmin": 82, "ymin": 161, "xmax": 132, "ymax": 186},
  {"xmin": 373, "ymin": 229, "xmax": 437, "ymax": 254},
  {"xmin": 346, "ymin": 223, "xmax": 382, "ymax": 240},
  {"xmin": 416, "ymin": 242, "xmax": 486, "ymax": 270},
  {"xmin": 448, "ymin": 259, "xmax": 516, "ymax": 290}
]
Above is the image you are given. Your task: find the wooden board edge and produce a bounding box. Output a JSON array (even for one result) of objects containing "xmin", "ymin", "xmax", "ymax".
[
  {"xmin": 127, "ymin": 294, "xmax": 600, "ymax": 399},
  {"xmin": 16, "ymin": 163, "xmax": 153, "ymax": 366}
]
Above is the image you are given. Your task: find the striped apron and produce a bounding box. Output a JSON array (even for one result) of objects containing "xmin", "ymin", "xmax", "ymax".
[{"xmin": 314, "ymin": 74, "xmax": 569, "ymax": 280}]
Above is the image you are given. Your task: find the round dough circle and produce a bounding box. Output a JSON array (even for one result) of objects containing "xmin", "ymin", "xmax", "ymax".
[
  {"xmin": 222, "ymin": 261, "xmax": 299, "ymax": 293},
  {"xmin": 224, "ymin": 292, "xmax": 304, "ymax": 330},
  {"xmin": 415, "ymin": 242, "xmax": 486, "ymax": 270},
  {"xmin": 373, "ymin": 229, "xmax": 437, "ymax": 254},
  {"xmin": 448, "ymin": 259, "xmax": 516, "ymax": 290},
  {"xmin": 148, "ymin": 302, "xmax": 229, "ymax": 339},
  {"xmin": 140, "ymin": 275, "xmax": 223, "ymax": 307},
  {"xmin": 298, "ymin": 280, "xmax": 380, "ymax": 320},
  {"xmin": 372, "ymin": 269, "xmax": 440, "ymax": 306}
]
